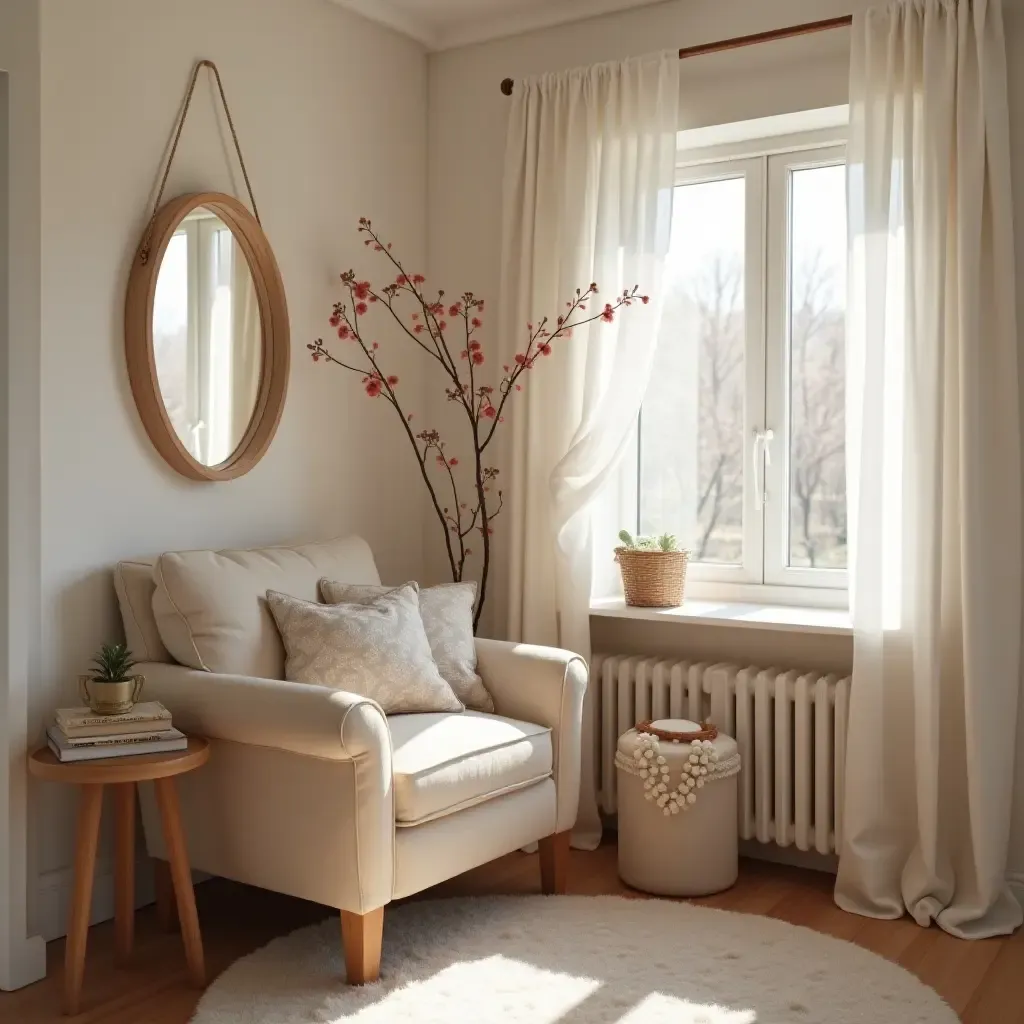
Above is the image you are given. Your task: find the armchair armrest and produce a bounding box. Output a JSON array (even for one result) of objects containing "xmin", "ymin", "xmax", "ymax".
[
  {"xmin": 474, "ymin": 640, "xmax": 587, "ymax": 834},
  {"xmin": 138, "ymin": 661, "xmax": 393, "ymax": 913},
  {"xmin": 137, "ymin": 662, "xmax": 391, "ymax": 763}
]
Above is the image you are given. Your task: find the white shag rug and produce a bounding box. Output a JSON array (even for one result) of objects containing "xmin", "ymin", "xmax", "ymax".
[{"xmin": 191, "ymin": 895, "xmax": 954, "ymax": 1024}]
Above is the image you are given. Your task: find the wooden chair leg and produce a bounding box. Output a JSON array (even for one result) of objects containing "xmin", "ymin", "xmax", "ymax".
[
  {"xmin": 65, "ymin": 783, "xmax": 104, "ymax": 1015},
  {"xmin": 113, "ymin": 782, "xmax": 136, "ymax": 962},
  {"xmin": 153, "ymin": 857, "xmax": 178, "ymax": 932},
  {"xmin": 153, "ymin": 777, "xmax": 205, "ymax": 987},
  {"xmin": 539, "ymin": 830, "xmax": 571, "ymax": 895},
  {"xmin": 341, "ymin": 907, "xmax": 384, "ymax": 984}
]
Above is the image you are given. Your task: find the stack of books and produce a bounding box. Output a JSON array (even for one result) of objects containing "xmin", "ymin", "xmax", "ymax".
[{"xmin": 46, "ymin": 702, "xmax": 187, "ymax": 762}]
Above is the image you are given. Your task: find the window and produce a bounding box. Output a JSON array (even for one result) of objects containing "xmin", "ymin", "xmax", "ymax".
[{"xmin": 634, "ymin": 133, "xmax": 848, "ymax": 600}]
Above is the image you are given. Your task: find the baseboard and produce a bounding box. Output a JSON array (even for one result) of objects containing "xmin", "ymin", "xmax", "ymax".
[
  {"xmin": 739, "ymin": 839, "xmax": 838, "ymax": 874},
  {"xmin": 36, "ymin": 855, "xmax": 156, "ymax": 943}
]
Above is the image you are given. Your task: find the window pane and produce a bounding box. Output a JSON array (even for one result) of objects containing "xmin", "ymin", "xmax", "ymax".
[
  {"xmin": 640, "ymin": 177, "xmax": 745, "ymax": 564},
  {"xmin": 787, "ymin": 164, "xmax": 847, "ymax": 568}
]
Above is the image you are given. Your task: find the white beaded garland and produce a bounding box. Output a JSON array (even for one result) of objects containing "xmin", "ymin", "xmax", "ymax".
[{"xmin": 629, "ymin": 728, "xmax": 734, "ymax": 816}]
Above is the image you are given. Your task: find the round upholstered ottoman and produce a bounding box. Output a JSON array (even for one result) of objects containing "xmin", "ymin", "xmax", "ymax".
[{"xmin": 616, "ymin": 719, "xmax": 741, "ymax": 896}]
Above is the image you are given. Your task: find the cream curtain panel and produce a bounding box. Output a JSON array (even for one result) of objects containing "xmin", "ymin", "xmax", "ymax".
[
  {"xmin": 498, "ymin": 53, "xmax": 679, "ymax": 848},
  {"xmin": 836, "ymin": 0, "xmax": 1022, "ymax": 938}
]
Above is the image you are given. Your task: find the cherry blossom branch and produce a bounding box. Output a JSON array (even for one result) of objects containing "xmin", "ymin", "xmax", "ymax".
[{"xmin": 313, "ymin": 218, "xmax": 649, "ymax": 629}]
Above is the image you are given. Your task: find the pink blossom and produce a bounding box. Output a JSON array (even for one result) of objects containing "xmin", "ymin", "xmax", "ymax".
[
  {"xmin": 329, "ymin": 314, "xmax": 341, "ymax": 327},
  {"xmin": 590, "ymin": 282, "xmax": 598, "ymax": 293},
  {"xmin": 482, "ymin": 406, "xmax": 497, "ymax": 419},
  {"xmin": 641, "ymin": 295, "xmax": 650, "ymax": 304},
  {"xmin": 396, "ymin": 274, "xmax": 408, "ymax": 285},
  {"xmin": 365, "ymin": 378, "xmax": 382, "ymax": 397},
  {"xmin": 414, "ymin": 324, "xmax": 425, "ymax": 333},
  {"xmin": 412, "ymin": 274, "xmax": 426, "ymax": 284},
  {"xmin": 449, "ymin": 303, "xmax": 462, "ymax": 317},
  {"xmin": 353, "ymin": 281, "xmax": 372, "ymax": 300},
  {"xmin": 355, "ymin": 302, "xmax": 368, "ymax": 316},
  {"xmin": 538, "ymin": 343, "xmax": 552, "ymax": 356},
  {"xmin": 514, "ymin": 353, "xmax": 526, "ymax": 365},
  {"xmin": 472, "ymin": 351, "xmax": 484, "ymax": 365},
  {"xmin": 448, "ymin": 457, "xmax": 459, "ymax": 467},
  {"xmin": 471, "ymin": 317, "xmax": 482, "ymax": 328},
  {"xmin": 387, "ymin": 375, "xmax": 399, "ymax": 386},
  {"xmin": 601, "ymin": 304, "xmax": 615, "ymax": 323},
  {"xmin": 469, "ymin": 341, "xmax": 481, "ymax": 351},
  {"xmin": 338, "ymin": 325, "xmax": 351, "ymax": 340}
]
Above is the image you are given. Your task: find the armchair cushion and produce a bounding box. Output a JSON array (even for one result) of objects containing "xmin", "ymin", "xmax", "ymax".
[
  {"xmin": 389, "ymin": 711, "xmax": 551, "ymax": 826},
  {"xmin": 151, "ymin": 535, "xmax": 380, "ymax": 678}
]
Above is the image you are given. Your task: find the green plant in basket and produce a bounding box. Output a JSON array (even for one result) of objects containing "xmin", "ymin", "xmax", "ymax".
[
  {"xmin": 617, "ymin": 530, "xmax": 681, "ymax": 552},
  {"xmin": 80, "ymin": 642, "xmax": 144, "ymax": 715},
  {"xmin": 615, "ymin": 530, "xmax": 689, "ymax": 608}
]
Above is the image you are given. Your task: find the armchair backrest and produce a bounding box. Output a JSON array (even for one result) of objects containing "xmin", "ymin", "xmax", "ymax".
[{"xmin": 114, "ymin": 536, "xmax": 380, "ymax": 679}]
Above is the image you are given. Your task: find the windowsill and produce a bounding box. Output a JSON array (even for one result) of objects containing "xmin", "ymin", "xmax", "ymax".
[{"xmin": 589, "ymin": 597, "xmax": 852, "ymax": 636}]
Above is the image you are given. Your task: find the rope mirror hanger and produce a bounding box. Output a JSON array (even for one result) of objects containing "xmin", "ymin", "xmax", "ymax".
[{"xmin": 140, "ymin": 59, "xmax": 260, "ymax": 265}]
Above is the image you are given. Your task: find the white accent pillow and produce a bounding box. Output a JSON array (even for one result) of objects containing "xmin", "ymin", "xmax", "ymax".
[
  {"xmin": 320, "ymin": 579, "xmax": 494, "ymax": 713},
  {"xmin": 265, "ymin": 584, "xmax": 463, "ymax": 714}
]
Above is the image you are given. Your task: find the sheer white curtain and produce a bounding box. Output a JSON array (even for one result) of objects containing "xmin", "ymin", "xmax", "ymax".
[
  {"xmin": 499, "ymin": 53, "xmax": 679, "ymax": 848},
  {"xmin": 836, "ymin": 0, "xmax": 1022, "ymax": 938}
]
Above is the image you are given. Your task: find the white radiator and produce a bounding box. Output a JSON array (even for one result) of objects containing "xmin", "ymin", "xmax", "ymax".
[{"xmin": 593, "ymin": 654, "xmax": 851, "ymax": 855}]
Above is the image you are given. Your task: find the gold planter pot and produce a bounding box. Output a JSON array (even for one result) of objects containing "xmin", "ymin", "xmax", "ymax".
[{"xmin": 78, "ymin": 675, "xmax": 145, "ymax": 715}]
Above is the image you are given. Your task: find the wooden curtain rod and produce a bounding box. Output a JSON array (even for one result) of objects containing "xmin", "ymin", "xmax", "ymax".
[{"xmin": 498, "ymin": 15, "xmax": 853, "ymax": 95}]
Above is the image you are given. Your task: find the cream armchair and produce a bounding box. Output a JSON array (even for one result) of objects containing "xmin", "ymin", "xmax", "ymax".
[{"xmin": 113, "ymin": 537, "xmax": 586, "ymax": 983}]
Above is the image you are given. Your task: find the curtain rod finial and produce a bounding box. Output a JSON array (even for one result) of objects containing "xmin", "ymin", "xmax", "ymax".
[{"xmin": 500, "ymin": 78, "xmax": 514, "ymax": 96}]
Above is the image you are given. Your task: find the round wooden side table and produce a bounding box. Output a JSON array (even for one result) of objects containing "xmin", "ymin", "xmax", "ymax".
[{"xmin": 29, "ymin": 737, "xmax": 210, "ymax": 1015}]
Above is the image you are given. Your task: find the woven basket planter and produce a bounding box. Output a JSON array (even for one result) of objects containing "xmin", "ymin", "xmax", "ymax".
[{"xmin": 614, "ymin": 549, "xmax": 689, "ymax": 608}]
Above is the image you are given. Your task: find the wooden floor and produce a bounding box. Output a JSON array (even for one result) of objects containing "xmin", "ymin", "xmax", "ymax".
[{"xmin": 4, "ymin": 839, "xmax": 1022, "ymax": 1022}]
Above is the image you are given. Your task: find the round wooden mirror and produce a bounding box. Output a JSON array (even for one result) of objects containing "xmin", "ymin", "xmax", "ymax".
[{"xmin": 125, "ymin": 192, "xmax": 289, "ymax": 481}]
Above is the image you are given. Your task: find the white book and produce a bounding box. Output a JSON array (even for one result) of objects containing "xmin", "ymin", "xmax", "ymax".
[
  {"xmin": 61, "ymin": 728, "xmax": 178, "ymax": 748},
  {"xmin": 56, "ymin": 701, "xmax": 171, "ymax": 736},
  {"xmin": 46, "ymin": 725, "xmax": 187, "ymax": 762}
]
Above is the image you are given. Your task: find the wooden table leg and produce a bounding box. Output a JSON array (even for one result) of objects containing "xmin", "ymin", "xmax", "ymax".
[
  {"xmin": 65, "ymin": 784, "xmax": 104, "ymax": 1015},
  {"xmin": 113, "ymin": 782, "xmax": 136, "ymax": 962},
  {"xmin": 153, "ymin": 776, "xmax": 205, "ymax": 987},
  {"xmin": 153, "ymin": 857, "xmax": 178, "ymax": 932}
]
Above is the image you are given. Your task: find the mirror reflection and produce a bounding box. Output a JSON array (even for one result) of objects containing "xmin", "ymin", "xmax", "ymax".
[{"xmin": 152, "ymin": 207, "xmax": 261, "ymax": 467}]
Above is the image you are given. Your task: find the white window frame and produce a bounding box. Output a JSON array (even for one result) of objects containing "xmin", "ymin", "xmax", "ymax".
[{"xmin": 637, "ymin": 124, "xmax": 848, "ymax": 608}]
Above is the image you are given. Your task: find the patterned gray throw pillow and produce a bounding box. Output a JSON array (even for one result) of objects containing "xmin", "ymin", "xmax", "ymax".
[
  {"xmin": 265, "ymin": 584, "xmax": 463, "ymax": 714},
  {"xmin": 320, "ymin": 579, "xmax": 494, "ymax": 713}
]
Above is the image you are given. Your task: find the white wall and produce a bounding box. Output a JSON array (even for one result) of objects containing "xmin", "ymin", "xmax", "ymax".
[
  {"xmin": 28, "ymin": 0, "xmax": 428, "ymax": 940},
  {"xmin": 427, "ymin": 0, "xmax": 1024, "ymax": 878}
]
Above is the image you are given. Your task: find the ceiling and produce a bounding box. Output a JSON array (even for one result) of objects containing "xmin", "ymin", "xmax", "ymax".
[{"xmin": 334, "ymin": 0, "xmax": 663, "ymax": 51}]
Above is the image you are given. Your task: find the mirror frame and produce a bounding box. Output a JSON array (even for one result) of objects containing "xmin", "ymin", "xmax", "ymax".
[{"xmin": 125, "ymin": 192, "xmax": 289, "ymax": 481}]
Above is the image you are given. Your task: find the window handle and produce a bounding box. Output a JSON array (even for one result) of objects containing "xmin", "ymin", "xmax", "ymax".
[{"xmin": 753, "ymin": 428, "xmax": 774, "ymax": 511}]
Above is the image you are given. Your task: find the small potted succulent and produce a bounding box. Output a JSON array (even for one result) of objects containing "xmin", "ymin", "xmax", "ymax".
[
  {"xmin": 615, "ymin": 530, "xmax": 690, "ymax": 608},
  {"xmin": 79, "ymin": 642, "xmax": 144, "ymax": 715}
]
